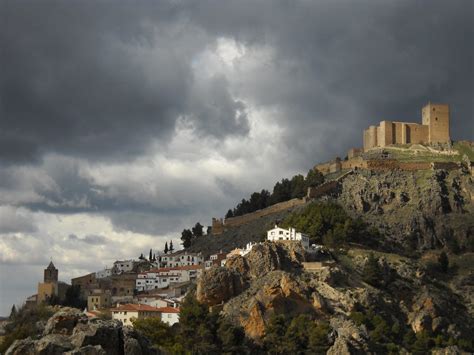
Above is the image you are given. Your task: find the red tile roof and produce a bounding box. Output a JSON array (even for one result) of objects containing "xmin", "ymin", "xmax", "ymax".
[
  {"xmin": 156, "ymin": 306, "xmax": 180, "ymax": 314},
  {"xmin": 110, "ymin": 303, "xmax": 161, "ymax": 312}
]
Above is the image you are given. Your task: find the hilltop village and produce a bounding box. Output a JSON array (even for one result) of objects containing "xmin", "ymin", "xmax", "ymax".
[{"xmin": 3, "ymin": 102, "xmax": 474, "ymax": 354}]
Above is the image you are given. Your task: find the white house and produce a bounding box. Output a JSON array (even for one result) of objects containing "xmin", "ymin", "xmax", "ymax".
[
  {"xmin": 135, "ymin": 265, "xmax": 204, "ymax": 292},
  {"xmin": 267, "ymin": 226, "xmax": 310, "ymax": 250},
  {"xmin": 159, "ymin": 252, "xmax": 203, "ymax": 268},
  {"xmin": 157, "ymin": 306, "xmax": 180, "ymax": 326},
  {"xmin": 113, "ymin": 260, "xmax": 135, "ymax": 274},
  {"xmin": 111, "ymin": 303, "xmax": 161, "ymax": 326}
]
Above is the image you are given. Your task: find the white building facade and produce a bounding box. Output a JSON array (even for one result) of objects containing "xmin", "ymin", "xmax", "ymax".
[
  {"xmin": 113, "ymin": 260, "xmax": 135, "ymax": 274},
  {"xmin": 135, "ymin": 265, "xmax": 204, "ymax": 292},
  {"xmin": 95, "ymin": 268, "xmax": 112, "ymax": 279},
  {"xmin": 159, "ymin": 252, "xmax": 203, "ymax": 268},
  {"xmin": 267, "ymin": 226, "xmax": 310, "ymax": 250}
]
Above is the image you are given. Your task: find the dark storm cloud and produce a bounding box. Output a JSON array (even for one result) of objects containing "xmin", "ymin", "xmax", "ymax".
[
  {"xmin": 0, "ymin": 1, "xmax": 249, "ymax": 163},
  {"xmin": 185, "ymin": 0, "xmax": 473, "ymax": 160}
]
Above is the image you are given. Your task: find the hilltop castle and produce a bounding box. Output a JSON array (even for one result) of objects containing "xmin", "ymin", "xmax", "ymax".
[{"xmin": 363, "ymin": 103, "xmax": 450, "ymax": 151}]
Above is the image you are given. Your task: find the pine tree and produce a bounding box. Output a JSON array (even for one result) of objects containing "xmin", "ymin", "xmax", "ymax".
[
  {"xmin": 363, "ymin": 253, "xmax": 381, "ymax": 287},
  {"xmin": 164, "ymin": 242, "xmax": 169, "ymax": 254},
  {"xmin": 149, "ymin": 249, "xmax": 152, "ymax": 261},
  {"xmin": 9, "ymin": 305, "xmax": 17, "ymax": 320},
  {"xmin": 169, "ymin": 241, "xmax": 174, "ymax": 252},
  {"xmin": 181, "ymin": 229, "xmax": 193, "ymax": 249}
]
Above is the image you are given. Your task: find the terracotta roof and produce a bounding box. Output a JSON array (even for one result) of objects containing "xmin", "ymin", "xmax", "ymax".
[
  {"xmin": 156, "ymin": 306, "xmax": 180, "ymax": 314},
  {"xmin": 110, "ymin": 303, "xmax": 161, "ymax": 312}
]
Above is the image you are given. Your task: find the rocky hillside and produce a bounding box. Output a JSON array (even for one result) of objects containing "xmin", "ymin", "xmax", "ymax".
[
  {"xmin": 191, "ymin": 167, "xmax": 474, "ymax": 256},
  {"xmin": 197, "ymin": 242, "xmax": 474, "ymax": 353},
  {"xmin": 5, "ymin": 307, "xmax": 158, "ymax": 355}
]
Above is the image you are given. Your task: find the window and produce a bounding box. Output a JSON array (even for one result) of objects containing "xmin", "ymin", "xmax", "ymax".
[
  {"xmin": 435, "ymin": 117, "xmax": 438, "ymax": 121},
  {"xmin": 124, "ymin": 311, "xmax": 127, "ymax": 315},
  {"xmin": 279, "ymin": 231, "xmax": 283, "ymax": 235}
]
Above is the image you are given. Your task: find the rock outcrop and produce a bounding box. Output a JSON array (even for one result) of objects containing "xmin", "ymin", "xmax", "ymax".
[{"xmin": 5, "ymin": 308, "xmax": 158, "ymax": 355}]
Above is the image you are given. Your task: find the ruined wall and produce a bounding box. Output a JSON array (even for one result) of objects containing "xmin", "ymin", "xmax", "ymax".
[
  {"xmin": 314, "ymin": 162, "xmax": 331, "ymax": 174},
  {"xmin": 347, "ymin": 148, "xmax": 363, "ymax": 159},
  {"xmin": 341, "ymin": 157, "xmax": 367, "ymax": 170},
  {"xmin": 431, "ymin": 162, "xmax": 459, "ymax": 170},
  {"xmin": 212, "ymin": 197, "xmax": 308, "ymax": 234},
  {"xmin": 307, "ymin": 181, "xmax": 339, "ymax": 199}
]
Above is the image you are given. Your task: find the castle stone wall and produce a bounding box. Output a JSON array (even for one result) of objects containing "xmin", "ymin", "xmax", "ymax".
[{"xmin": 307, "ymin": 181, "xmax": 339, "ymax": 199}]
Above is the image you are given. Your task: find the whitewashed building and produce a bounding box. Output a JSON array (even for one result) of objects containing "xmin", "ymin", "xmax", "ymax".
[
  {"xmin": 157, "ymin": 306, "xmax": 180, "ymax": 326},
  {"xmin": 267, "ymin": 226, "xmax": 310, "ymax": 250},
  {"xmin": 135, "ymin": 265, "xmax": 204, "ymax": 292},
  {"xmin": 113, "ymin": 260, "xmax": 135, "ymax": 274},
  {"xmin": 111, "ymin": 304, "xmax": 161, "ymax": 326},
  {"xmin": 159, "ymin": 252, "xmax": 203, "ymax": 268},
  {"xmin": 111, "ymin": 303, "xmax": 180, "ymax": 326}
]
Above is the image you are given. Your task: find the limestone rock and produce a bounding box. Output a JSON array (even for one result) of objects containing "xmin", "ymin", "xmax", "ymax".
[
  {"xmin": 64, "ymin": 345, "xmax": 107, "ymax": 355},
  {"xmin": 326, "ymin": 337, "xmax": 352, "ymax": 355},
  {"xmin": 70, "ymin": 319, "xmax": 123, "ymax": 355},
  {"xmin": 35, "ymin": 334, "xmax": 74, "ymax": 354},
  {"xmin": 44, "ymin": 307, "xmax": 88, "ymax": 336},
  {"xmin": 5, "ymin": 337, "xmax": 37, "ymax": 355},
  {"xmin": 196, "ymin": 267, "xmax": 246, "ymax": 306},
  {"xmin": 241, "ymin": 302, "xmax": 266, "ymax": 339}
]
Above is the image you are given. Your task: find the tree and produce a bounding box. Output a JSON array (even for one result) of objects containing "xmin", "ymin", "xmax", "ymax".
[
  {"xmin": 192, "ymin": 222, "xmax": 204, "ymax": 238},
  {"xmin": 438, "ymin": 251, "xmax": 449, "ymax": 273},
  {"xmin": 363, "ymin": 253, "xmax": 382, "ymax": 287},
  {"xmin": 63, "ymin": 285, "xmax": 86, "ymax": 309},
  {"xmin": 138, "ymin": 253, "xmax": 145, "ymax": 260},
  {"xmin": 164, "ymin": 242, "xmax": 169, "ymax": 254},
  {"xmin": 264, "ymin": 314, "xmax": 290, "ymax": 353},
  {"xmin": 225, "ymin": 209, "xmax": 234, "ymax": 219},
  {"xmin": 305, "ymin": 168, "xmax": 324, "ymax": 188},
  {"xmin": 149, "ymin": 249, "xmax": 152, "ymax": 261},
  {"xmin": 132, "ymin": 317, "xmax": 178, "ymax": 351},
  {"xmin": 217, "ymin": 318, "xmax": 248, "ymax": 354},
  {"xmin": 181, "ymin": 229, "xmax": 193, "ymax": 248},
  {"xmin": 9, "ymin": 305, "xmax": 17, "ymax": 320},
  {"xmin": 169, "ymin": 241, "xmax": 174, "ymax": 252}
]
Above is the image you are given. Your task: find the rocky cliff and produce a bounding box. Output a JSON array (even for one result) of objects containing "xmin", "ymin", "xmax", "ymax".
[{"xmin": 196, "ymin": 241, "xmax": 474, "ymax": 353}]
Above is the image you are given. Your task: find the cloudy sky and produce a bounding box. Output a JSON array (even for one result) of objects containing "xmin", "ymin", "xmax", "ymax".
[{"xmin": 0, "ymin": 0, "xmax": 472, "ymax": 315}]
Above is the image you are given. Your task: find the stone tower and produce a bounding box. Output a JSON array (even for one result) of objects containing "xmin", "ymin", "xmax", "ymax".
[
  {"xmin": 422, "ymin": 103, "xmax": 450, "ymax": 143},
  {"xmin": 44, "ymin": 261, "xmax": 58, "ymax": 283}
]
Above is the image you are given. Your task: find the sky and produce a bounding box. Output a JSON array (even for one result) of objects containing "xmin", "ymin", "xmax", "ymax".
[{"xmin": 0, "ymin": 0, "xmax": 472, "ymax": 316}]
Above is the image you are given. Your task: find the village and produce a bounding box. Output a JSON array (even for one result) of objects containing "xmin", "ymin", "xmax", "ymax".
[{"xmin": 23, "ymin": 224, "xmax": 322, "ymax": 328}]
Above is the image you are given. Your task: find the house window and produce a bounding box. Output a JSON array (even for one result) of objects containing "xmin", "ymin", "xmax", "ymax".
[{"xmin": 279, "ymin": 231, "xmax": 283, "ymax": 235}]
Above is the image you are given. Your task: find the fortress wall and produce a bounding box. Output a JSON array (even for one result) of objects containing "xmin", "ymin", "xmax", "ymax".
[
  {"xmin": 427, "ymin": 104, "xmax": 450, "ymax": 143},
  {"xmin": 314, "ymin": 162, "xmax": 331, "ymax": 174},
  {"xmin": 379, "ymin": 121, "xmax": 393, "ymax": 147},
  {"xmin": 222, "ymin": 198, "xmax": 307, "ymax": 228},
  {"xmin": 369, "ymin": 126, "xmax": 378, "ymax": 148},
  {"xmin": 393, "ymin": 122, "xmax": 405, "ymax": 144},
  {"xmin": 377, "ymin": 126, "xmax": 382, "ymax": 147},
  {"xmin": 307, "ymin": 181, "xmax": 339, "ymax": 199},
  {"xmin": 398, "ymin": 162, "xmax": 432, "ymax": 170},
  {"xmin": 431, "ymin": 162, "xmax": 459, "ymax": 170},
  {"xmin": 347, "ymin": 148, "xmax": 363, "ymax": 159},
  {"xmin": 341, "ymin": 157, "xmax": 367, "ymax": 170},
  {"xmin": 405, "ymin": 123, "xmax": 429, "ymax": 144}
]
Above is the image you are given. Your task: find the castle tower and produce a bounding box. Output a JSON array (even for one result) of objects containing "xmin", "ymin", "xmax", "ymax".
[
  {"xmin": 421, "ymin": 103, "xmax": 450, "ymax": 144},
  {"xmin": 44, "ymin": 261, "xmax": 58, "ymax": 283}
]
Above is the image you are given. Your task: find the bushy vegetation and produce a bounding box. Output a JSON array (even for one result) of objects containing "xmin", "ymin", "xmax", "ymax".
[
  {"xmin": 133, "ymin": 293, "xmax": 256, "ymax": 354},
  {"xmin": 263, "ymin": 314, "xmax": 331, "ymax": 354},
  {"xmin": 181, "ymin": 222, "xmax": 205, "ymax": 249},
  {"xmin": 282, "ymin": 202, "xmax": 381, "ymax": 248},
  {"xmin": 350, "ymin": 306, "xmax": 473, "ymax": 354},
  {"xmin": 225, "ymin": 169, "xmax": 324, "ymax": 218},
  {"xmin": 0, "ymin": 304, "xmax": 54, "ymax": 353}
]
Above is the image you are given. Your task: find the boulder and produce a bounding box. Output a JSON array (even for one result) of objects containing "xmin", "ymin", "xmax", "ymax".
[
  {"xmin": 44, "ymin": 307, "xmax": 88, "ymax": 336},
  {"xmin": 70, "ymin": 319, "xmax": 123, "ymax": 355},
  {"xmin": 122, "ymin": 325, "xmax": 158, "ymax": 355},
  {"xmin": 35, "ymin": 334, "xmax": 74, "ymax": 354},
  {"xmin": 5, "ymin": 337, "xmax": 37, "ymax": 355}
]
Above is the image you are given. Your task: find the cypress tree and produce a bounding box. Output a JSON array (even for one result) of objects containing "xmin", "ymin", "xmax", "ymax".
[
  {"xmin": 169, "ymin": 241, "xmax": 174, "ymax": 252},
  {"xmin": 164, "ymin": 242, "xmax": 169, "ymax": 254}
]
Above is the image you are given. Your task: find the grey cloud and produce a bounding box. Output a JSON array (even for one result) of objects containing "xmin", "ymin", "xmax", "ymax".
[
  {"xmin": 0, "ymin": 206, "xmax": 37, "ymax": 234},
  {"xmin": 68, "ymin": 234, "xmax": 107, "ymax": 245},
  {"xmin": 0, "ymin": 1, "xmax": 248, "ymax": 164}
]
